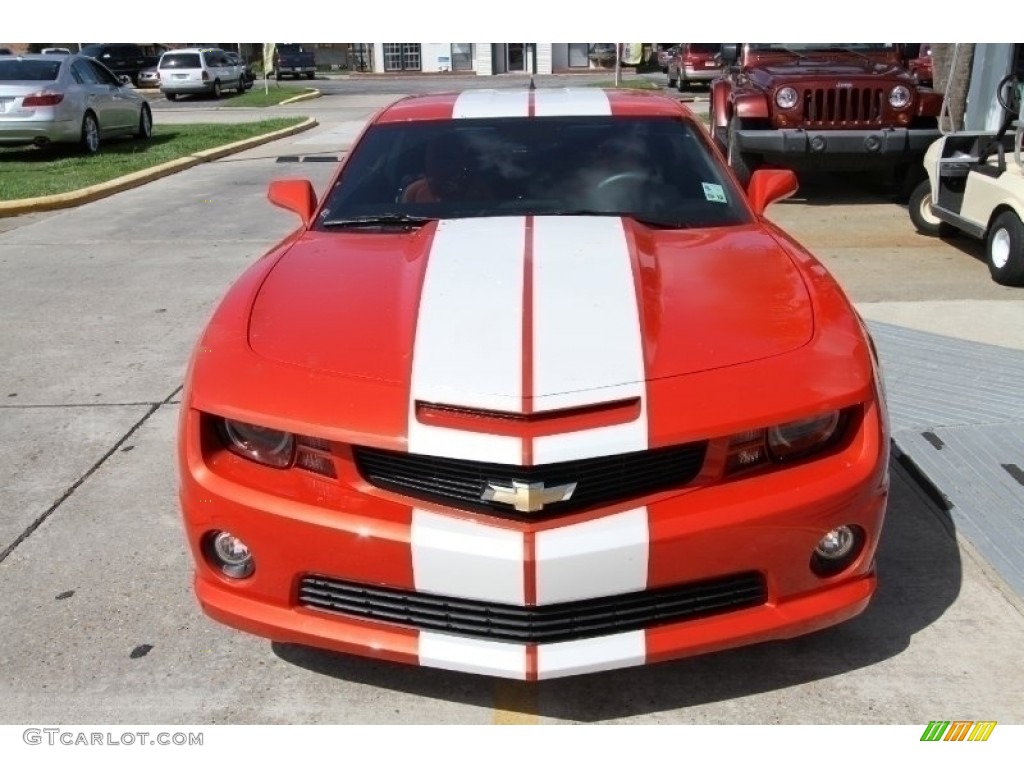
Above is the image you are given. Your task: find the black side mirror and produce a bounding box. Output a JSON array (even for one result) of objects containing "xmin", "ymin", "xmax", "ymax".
[{"xmin": 720, "ymin": 44, "xmax": 741, "ymax": 66}]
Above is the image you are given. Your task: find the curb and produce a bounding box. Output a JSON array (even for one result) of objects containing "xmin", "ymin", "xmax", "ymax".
[{"xmin": 0, "ymin": 117, "xmax": 319, "ymax": 217}]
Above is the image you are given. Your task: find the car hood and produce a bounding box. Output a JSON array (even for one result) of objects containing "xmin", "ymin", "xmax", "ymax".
[
  {"xmin": 248, "ymin": 216, "xmax": 813, "ymax": 405},
  {"xmin": 750, "ymin": 60, "xmax": 912, "ymax": 84}
]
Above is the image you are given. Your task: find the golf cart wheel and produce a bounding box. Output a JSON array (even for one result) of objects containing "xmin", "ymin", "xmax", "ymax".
[
  {"xmin": 987, "ymin": 211, "xmax": 1024, "ymax": 286},
  {"xmin": 908, "ymin": 179, "xmax": 955, "ymax": 237}
]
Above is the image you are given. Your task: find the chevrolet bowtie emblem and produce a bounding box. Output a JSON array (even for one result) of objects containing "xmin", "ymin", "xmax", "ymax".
[{"xmin": 482, "ymin": 480, "xmax": 578, "ymax": 513}]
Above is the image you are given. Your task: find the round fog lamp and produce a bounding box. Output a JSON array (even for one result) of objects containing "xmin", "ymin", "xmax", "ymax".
[
  {"xmin": 209, "ymin": 531, "xmax": 255, "ymax": 579},
  {"xmin": 816, "ymin": 526, "xmax": 856, "ymax": 560},
  {"xmin": 810, "ymin": 135, "xmax": 827, "ymax": 152},
  {"xmin": 811, "ymin": 525, "xmax": 864, "ymax": 578}
]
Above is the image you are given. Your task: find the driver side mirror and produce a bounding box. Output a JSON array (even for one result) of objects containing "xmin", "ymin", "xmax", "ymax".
[
  {"xmin": 118, "ymin": 75, "xmax": 131, "ymax": 86},
  {"xmin": 268, "ymin": 179, "xmax": 318, "ymax": 226},
  {"xmin": 746, "ymin": 169, "xmax": 798, "ymax": 216}
]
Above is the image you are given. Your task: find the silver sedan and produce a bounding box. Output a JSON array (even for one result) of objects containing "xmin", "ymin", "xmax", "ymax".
[{"xmin": 0, "ymin": 53, "xmax": 152, "ymax": 153}]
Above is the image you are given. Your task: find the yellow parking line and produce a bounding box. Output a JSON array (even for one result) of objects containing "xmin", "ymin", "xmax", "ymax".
[{"xmin": 493, "ymin": 681, "xmax": 539, "ymax": 725}]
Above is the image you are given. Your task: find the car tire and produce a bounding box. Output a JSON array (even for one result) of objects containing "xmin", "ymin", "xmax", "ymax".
[
  {"xmin": 306, "ymin": 72, "xmax": 315, "ymax": 80},
  {"xmin": 166, "ymin": 92, "xmax": 178, "ymax": 102},
  {"xmin": 726, "ymin": 117, "xmax": 758, "ymax": 187},
  {"xmin": 908, "ymin": 179, "xmax": 955, "ymax": 238},
  {"xmin": 667, "ymin": 73, "xmax": 677, "ymax": 89},
  {"xmin": 677, "ymin": 78, "xmax": 688, "ymax": 93},
  {"xmin": 987, "ymin": 211, "xmax": 1024, "ymax": 286},
  {"xmin": 136, "ymin": 105, "xmax": 153, "ymax": 140},
  {"xmin": 79, "ymin": 112, "xmax": 100, "ymax": 155},
  {"xmin": 212, "ymin": 81, "xmax": 222, "ymax": 99}
]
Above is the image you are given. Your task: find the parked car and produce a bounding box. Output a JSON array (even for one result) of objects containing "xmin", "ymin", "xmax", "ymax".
[
  {"xmin": 906, "ymin": 43, "xmax": 934, "ymax": 86},
  {"xmin": 271, "ymin": 43, "xmax": 315, "ymax": 80},
  {"xmin": 666, "ymin": 43, "xmax": 722, "ymax": 91},
  {"xmin": 136, "ymin": 65, "xmax": 159, "ymax": 89},
  {"xmin": 657, "ymin": 45, "xmax": 680, "ymax": 73},
  {"xmin": 78, "ymin": 43, "xmax": 152, "ymax": 85},
  {"xmin": 224, "ymin": 51, "xmax": 254, "ymax": 90},
  {"xmin": 157, "ymin": 47, "xmax": 245, "ymax": 101},
  {"xmin": 178, "ymin": 86, "xmax": 890, "ymax": 681},
  {"xmin": 0, "ymin": 48, "xmax": 13, "ymax": 56},
  {"xmin": 710, "ymin": 43, "xmax": 943, "ymax": 187},
  {"xmin": 0, "ymin": 53, "xmax": 152, "ymax": 153}
]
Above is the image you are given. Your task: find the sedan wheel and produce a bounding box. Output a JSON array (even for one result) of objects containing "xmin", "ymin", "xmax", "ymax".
[
  {"xmin": 80, "ymin": 113, "xmax": 100, "ymax": 154},
  {"xmin": 136, "ymin": 105, "xmax": 153, "ymax": 139}
]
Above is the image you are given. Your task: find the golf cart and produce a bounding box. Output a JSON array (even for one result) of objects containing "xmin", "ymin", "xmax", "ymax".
[{"xmin": 908, "ymin": 44, "xmax": 1024, "ymax": 286}]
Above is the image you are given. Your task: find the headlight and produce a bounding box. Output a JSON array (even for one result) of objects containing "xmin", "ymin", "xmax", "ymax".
[
  {"xmin": 220, "ymin": 419, "xmax": 295, "ymax": 468},
  {"xmin": 889, "ymin": 85, "xmax": 911, "ymax": 109},
  {"xmin": 775, "ymin": 86, "xmax": 798, "ymax": 109},
  {"xmin": 767, "ymin": 412, "xmax": 842, "ymax": 462}
]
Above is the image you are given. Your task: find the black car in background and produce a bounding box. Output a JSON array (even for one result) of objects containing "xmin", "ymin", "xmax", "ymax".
[{"xmin": 79, "ymin": 43, "xmax": 166, "ymax": 85}]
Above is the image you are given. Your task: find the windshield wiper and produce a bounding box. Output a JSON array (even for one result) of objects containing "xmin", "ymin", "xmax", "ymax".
[{"xmin": 320, "ymin": 213, "xmax": 435, "ymax": 229}]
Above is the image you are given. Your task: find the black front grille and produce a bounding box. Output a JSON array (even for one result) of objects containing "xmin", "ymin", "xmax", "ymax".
[
  {"xmin": 298, "ymin": 572, "xmax": 767, "ymax": 643},
  {"xmin": 802, "ymin": 87, "xmax": 885, "ymax": 125},
  {"xmin": 352, "ymin": 442, "xmax": 708, "ymax": 519}
]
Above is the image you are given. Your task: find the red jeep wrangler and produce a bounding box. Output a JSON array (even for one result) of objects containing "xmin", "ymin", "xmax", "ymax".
[{"xmin": 710, "ymin": 43, "xmax": 943, "ymax": 188}]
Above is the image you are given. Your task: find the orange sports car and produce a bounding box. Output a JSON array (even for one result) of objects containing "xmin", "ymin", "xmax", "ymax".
[{"xmin": 178, "ymin": 88, "xmax": 890, "ymax": 680}]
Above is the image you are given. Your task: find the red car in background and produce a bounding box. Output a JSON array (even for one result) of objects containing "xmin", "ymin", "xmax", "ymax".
[
  {"xmin": 178, "ymin": 87, "xmax": 890, "ymax": 680},
  {"xmin": 906, "ymin": 43, "xmax": 934, "ymax": 86},
  {"xmin": 667, "ymin": 43, "xmax": 722, "ymax": 91}
]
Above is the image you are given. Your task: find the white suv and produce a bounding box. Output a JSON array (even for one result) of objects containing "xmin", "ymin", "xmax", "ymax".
[{"xmin": 158, "ymin": 48, "xmax": 245, "ymax": 101}]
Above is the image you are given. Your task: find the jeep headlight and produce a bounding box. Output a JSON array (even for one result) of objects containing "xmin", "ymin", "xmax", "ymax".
[
  {"xmin": 889, "ymin": 85, "xmax": 911, "ymax": 109},
  {"xmin": 775, "ymin": 86, "xmax": 798, "ymax": 109}
]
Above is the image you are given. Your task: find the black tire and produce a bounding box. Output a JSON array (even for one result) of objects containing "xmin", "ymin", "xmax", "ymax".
[
  {"xmin": 212, "ymin": 81, "xmax": 222, "ymax": 99},
  {"xmin": 667, "ymin": 73, "xmax": 677, "ymax": 89},
  {"xmin": 986, "ymin": 211, "xmax": 1024, "ymax": 286},
  {"xmin": 908, "ymin": 179, "xmax": 955, "ymax": 237},
  {"xmin": 136, "ymin": 105, "xmax": 152, "ymax": 139},
  {"xmin": 306, "ymin": 72, "xmax": 315, "ymax": 80},
  {"xmin": 166, "ymin": 92, "xmax": 178, "ymax": 102},
  {"xmin": 676, "ymin": 77, "xmax": 687, "ymax": 93},
  {"xmin": 79, "ymin": 112, "xmax": 100, "ymax": 154},
  {"xmin": 274, "ymin": 71, "xmax": 281, "ymax": 82},
  {"xmin": 726, "ymin": 117, "xmax": 758, "ymax": 187}
]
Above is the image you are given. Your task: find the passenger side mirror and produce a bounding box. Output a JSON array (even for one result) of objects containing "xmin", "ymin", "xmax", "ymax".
[
  {"xmin": 720, "ymin": 44, "xmax": 740, "ymax": 66},
  {"xmin": 268, "ymin": 179, "xmax": 318, "ymax": 226},
  {"xmin": 746, "ymin": 169, "xmax": 799, "ymax": 216},
  {"xmin": 118, "ymin": 75, "xmax": 131, "ymax": 86}
]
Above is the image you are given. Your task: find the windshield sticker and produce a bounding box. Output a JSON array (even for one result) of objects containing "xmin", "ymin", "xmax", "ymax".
[{"xmin": 702, "ymin": 183, "xmax": 728, "ymax": 203}]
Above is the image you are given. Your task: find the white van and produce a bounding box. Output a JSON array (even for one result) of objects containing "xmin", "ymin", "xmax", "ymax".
[{"xmin": 157, "ymin": 48, "xmax": 245, "ymax": 101}]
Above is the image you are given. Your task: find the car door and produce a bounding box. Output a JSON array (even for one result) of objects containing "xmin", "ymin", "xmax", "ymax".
[
  {"xmin": 84, "ymin": 59, "xmax": 134, "ymax": 132},
  {"xmin": 69, "ymin": 58, "xmax": 114, "ymax": 131}
]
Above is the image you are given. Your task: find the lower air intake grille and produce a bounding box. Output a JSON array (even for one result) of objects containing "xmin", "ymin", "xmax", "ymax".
[{"xmin": 298, "ymin": 572, "xmax": 767, "ymax": 644}]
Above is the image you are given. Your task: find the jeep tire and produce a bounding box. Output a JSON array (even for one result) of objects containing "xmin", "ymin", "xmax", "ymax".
[{"xmin": 726, "ymin": 118, "xmax": 759, "ymax": 187}]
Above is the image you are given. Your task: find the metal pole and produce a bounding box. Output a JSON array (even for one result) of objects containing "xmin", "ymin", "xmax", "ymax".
[{"xmin": 615, "ymin": 44, "xmax": 622, "ymax": 87}]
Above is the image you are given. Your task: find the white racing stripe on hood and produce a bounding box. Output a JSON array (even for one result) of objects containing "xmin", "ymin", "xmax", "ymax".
[
  {"xmin": 532, "ymin": 216, "xmax": 648, "ymax": 463},
  {"xmin": 533, "ymin": 88, "xmax": 612, "ymax": 116},
  {"xmin": 453, "ymin": 89, "xmax": 530, "ymax": 118},
  {"xmin": 408, "ymin": 217, "xmax": 525, "ymax": 464}
]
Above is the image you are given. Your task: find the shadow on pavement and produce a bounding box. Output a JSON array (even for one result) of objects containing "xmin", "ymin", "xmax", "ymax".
[{"xmin": 273, "ymin": 458, "xmax": 962, "ymax": 722}]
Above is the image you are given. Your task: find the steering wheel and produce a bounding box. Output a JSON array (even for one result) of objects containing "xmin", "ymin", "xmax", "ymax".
[
  {"xmin": 996, "ymin": 72, "xmax": 1021, "ymax": 116},
  {"xmin": 596, "ymin": 171, "xmax": 650, "ymax": 190}
]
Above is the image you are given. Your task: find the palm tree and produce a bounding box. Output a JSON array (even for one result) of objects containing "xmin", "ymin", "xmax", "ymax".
[{"xmin": 931, "ymin": 44, "xmax": 975, "ymax": 132}]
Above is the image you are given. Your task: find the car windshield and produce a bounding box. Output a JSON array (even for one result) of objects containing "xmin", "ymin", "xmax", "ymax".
[
  {"xmin": 749, "ymin": 43, "xmax": 895, "ymax": 52},
  {"xmin": 0, "ymin": 59, "xmax": 61, "ymax": 80},
  {"xmin": 160, "ymin": 54, "xmax": 202, "ymax": 69},
  {"xmin": 316, "ymin": 115, "xmax": 752, "ymax": 230}
]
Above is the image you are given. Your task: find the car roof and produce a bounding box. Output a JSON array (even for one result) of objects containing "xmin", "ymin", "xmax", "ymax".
[{"xmin": 372, "ymin": 88, "xmax": 694, "ymax": 124}]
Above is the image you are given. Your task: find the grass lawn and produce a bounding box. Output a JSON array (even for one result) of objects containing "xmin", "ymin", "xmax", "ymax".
[
  {"xmin": 216, "ymin": 83, "xmax": 318, "ymax": 108},
  {"xmin": 588, "ymin": 78, "xmax": 663, "ymax": 91},
  {"xmin": 0, "ymin": 118, "xmax": 307, "ymax": 201}
]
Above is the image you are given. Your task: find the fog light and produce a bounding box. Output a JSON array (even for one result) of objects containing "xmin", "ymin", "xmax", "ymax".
[
  {"xmin": 811, "ymin": 525, "xmax": 864, "ymax": 577},
  {"xmin": 810, "ymin": 135, "xmax": 826, "ymax": 152},
  {"xmin": 208, "ymin": 531, "xmax": 255, "ymax": 579},
  {"xmin": 864, "ymin": 135, "xmax": 881, "ymax": 152}
]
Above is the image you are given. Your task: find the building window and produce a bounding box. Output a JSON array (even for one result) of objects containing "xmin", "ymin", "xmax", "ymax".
[
  {"xmin": 452, "ymin": 43, "xmax": 473, "ymax": 71},
  {"xmin": 568, "ymin": 43, "xmax": 590, "ymax": 68},
  {"xmin": 383, "ymin": 43, "xmax": 421, "ymax": 72}
]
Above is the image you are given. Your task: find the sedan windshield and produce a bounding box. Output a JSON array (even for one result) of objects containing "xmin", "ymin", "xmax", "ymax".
[
  {"xmin": 316, "ymin": 116, "xmax": 752, "ymax": 230},
  {"xmin": 0, "ymin": 59, "xmax": 61, "ymax": 80}
]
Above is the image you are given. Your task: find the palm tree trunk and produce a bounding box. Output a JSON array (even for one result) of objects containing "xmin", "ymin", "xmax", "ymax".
[{"xmin": 932, "ymin": 43, "xmax": 975, "ymax": 132}]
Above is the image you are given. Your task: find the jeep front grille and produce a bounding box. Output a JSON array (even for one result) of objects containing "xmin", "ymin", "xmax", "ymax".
[{"xmin": 802, "ymin": 87, "xmax": 885, "ymax": 126}]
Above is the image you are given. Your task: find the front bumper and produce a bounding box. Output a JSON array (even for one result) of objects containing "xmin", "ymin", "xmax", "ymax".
[
  {"xmin": 737, "ymin": 127, "xmax": 940, "ymax": 157},
  {"xmin": 178, "ymin": 400, "xmax": 888, "ymax": 680}
]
